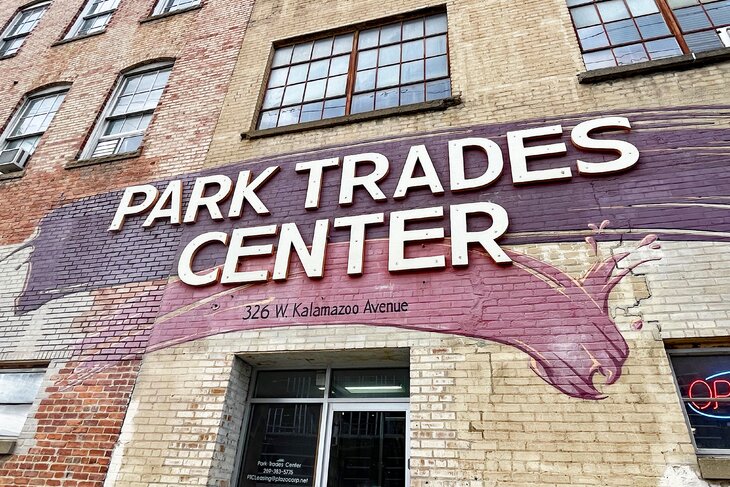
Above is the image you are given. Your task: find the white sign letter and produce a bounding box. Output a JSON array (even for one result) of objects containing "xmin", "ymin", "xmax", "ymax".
[
  {"xmin": 339, "ymin": 153, "xmax": 389, "ymax": 205},
  {"xmin": 178, "ymin": 231, "xmax": 229, "ymax": 286},
  {"xmin": 273, "ymin": 220, "xmax": 330, "ymax": 280},
  {"xmin": 183, "ymin": 175, "xmax": 234, "ymax": 223},
  {"xmin": 448, "ymin": 138, "xmax": 504, "ymax": 192},
  {"xmin": 393, "ymin": 145, "xmax": 444, "ymax": 199},
  {"xmin": 108, "ymin": 185, "xmax": 159, "ymax": 231},
  {"xmin": 228, "ymin": 166, "xmax": 280, "ymax": 218},
  {"xmin": 296, "ymin": 158, "xmax": 340, "ymax": 209},
  {"xmin": 221, "ymin": 225, "xmax": 277, "ymax": 284},
  {"xmin": 450, "ymin": 203, "xmax": 511, "ymax": 265},
  {"xmin": 508, "ymin": 125, "xmax": 571, "ymax": 184},
  {"xmin": 571, "ymin": 117, "xmax": 639, "ymax": 175},
  {"xmin": 143, "ymin": 180, "xmax": 183, "ymax": 228},
  {"xmin": 388, "ymin": 206, "xmax": 445, "ymax": 272},
  {"xmin": 333, "ymin": 212, "xmax": 385, "ymax": 275}
]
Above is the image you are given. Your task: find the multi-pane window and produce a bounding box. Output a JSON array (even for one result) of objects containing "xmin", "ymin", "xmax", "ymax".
[
  {"xmin": 568, "ymin": 0, "xmax": 730, "ymax": 70},
  {"xmin": 669, "ymin": 350, "xmax": 730, "ymax": 454},
  {"xmin": 153, "ymin": 0, "xmax": 201, "ymax": 16},
  {"xmin": 66, "ymin": 0, "xmax": 121, "ymax": 39},
  {"xmin": 0, "ymin": 88, "xmax": 67, "ymax": 156},
  {"xmin": 0, "ymin": 2, "xmax": 50, "ymax": 58},
  {"xmin": 239, "ymin": 368, "xmax": 410, "ymax": 486},
  {"xmin": 0, "ymin": 369, "xmax": 44, "ymax": 439},
  {"xmin": 83, "ymin": 64, "xmax": 171, "ymax": 159},
  {"xmin": 257, "ymin": 11, "xmax": 451, "ymax": 130}
]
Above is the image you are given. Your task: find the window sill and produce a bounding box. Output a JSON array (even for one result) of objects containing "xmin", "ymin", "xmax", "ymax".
[
  {"xmin": 65, "ymin": 150, "xmax": 141, "ymax": 169},
  {"xmin": 0, "ymin": 52, "xmax": 17, "ymax": 61},
  {"xmin": 0, "ymin": 439, "xmax": 16, "ymax": 455},
  {"xmin": 242, "ymin": 95, "xmax": 461, "ymax": 140},
  {"xmin": 140, "ymin": 4, "xmax": 202, "ymax": 24},
  {"xmin": 51, "ymin": 30, "xmax": 106, "ymax": 47},
  {"xmin": 0, "ymin": 170, "xmax": 25, "ymax": 182},
  {"xmin": 578, "ymin": 47, "xmax": 730, "ymax": 84},
  {"xmin": 698, "ymin": 456, "xmax": 730, "ymax": 480}
]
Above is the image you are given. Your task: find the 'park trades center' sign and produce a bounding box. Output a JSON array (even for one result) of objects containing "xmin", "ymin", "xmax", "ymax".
[{"xmin": 109, "ymin": 117, "xmax": 638, "ymax": 285}]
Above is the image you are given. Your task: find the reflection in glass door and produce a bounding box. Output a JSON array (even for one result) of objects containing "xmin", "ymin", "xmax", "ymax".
[{"xmin": 325, "ymin": 407, "xmax": 407, "ymax": 487}]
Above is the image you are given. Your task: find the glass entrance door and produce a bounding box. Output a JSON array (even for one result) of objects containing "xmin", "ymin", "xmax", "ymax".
[{"xmin": 322, "ymin": 403, "xmax": 409, "ymax": 487}]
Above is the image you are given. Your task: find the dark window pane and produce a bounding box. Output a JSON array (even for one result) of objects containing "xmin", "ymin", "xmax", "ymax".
[
  {"xmin": 326, "ymin": 411, "xmax": 406, "ymax": 487},
  {"xmin": 351, "ymin": 92, "xmax": 375, "ymax": 114},
  {"xmin": 401, "ymin": 60, "xmax": 424, "ymax": 83},
  {"xmin": 259, "ymin": 110, "xmax": 279, "ymax": 129},
  {"xmin": 354, "ymin": 69, "xmax": 376, "ymax": 92},
  {"xmin": 333, "ymin": 33, "xmax": 354, "ymax": 54},
  {"xmin": 312, "ymin": 37, "xmax": 333, "ymax": 59},
  {"xmin": 403, "ymin": 18, "xmax": 424, "ymax": 39},
  {"xmin": 606, "ymin": 19, "xmax": 642, "ymax": 44},
  {"xmin": 707, "ymin": 1, "xmax": 730, "ymax": 25},
  {"xmin": 400, "ymin": 83, "xmax": 425, "ymax": 105},
  {"xmin": 613, "ymin": 43, "xmax": 649, "ymax": 64},
  {"xmin": 598, "ymin": 0, "xmax": 631, "ymax": 21},
  {"xmin": 402, "ymin": 39, "xmax": 424, "ymax": 61},
  {"xmin": 359, "ymin": 28, "xmax": 379, "ymax": 49},
  {"xmin": 380, "ymin": 23, "xmax": 401, "ymax": 44},
  {"xmin": 300, "ymin": 102, "xmax": 324, "ymax": 123},
  {"xmin": 378, "ymin": 44, "xmax": 401, "ymax": 66},
  {"xmin": 253, "ymin": 370, "xmax": 326, "ymax": 398},
  {"xmin": 330, "ymin": 369, "xmax": 409, "ymax": 398},
  {"xmin": 571, "ymin": 4, "xmax": 601, "ymax": 28},
  {"xmin": 577, "ymin": 25, "xmax": 610, "ymax": 50},
  {"xmin": 675, "ymin": 5, "xmax": 713, "ymax": 31},
  {"xmin": 325, "ymin": 74, "xmax": 347, "ymax": 97},
  {"xmin": 375, "ymin": 88, "xmax": 399, "ymax": 109},
  {"xmin": 646, "ymin": 37, "xmax": 683, "ymax": 58},
  {"xmin": 636, "ymin": 13, "xmax": 671, "ymax": 38},
  {"xmin": 307, "ymin": 59, "xmax": 329, "ymax": 80},
  {"xmin": 323, "ymin": 97, "xmax": 346, "ymax": 118},
  {"xmin": 330, "ymin": 55, "xmax": 350, "ymax": 75},
  {"xmin": 426, "ymin": 78, "xmax": 451, "ymax": 100},
  {"xmin": 684, "ymin": 29, "xmax": 724, "ymax": 50},
  {"xmin": 376, "ymin": 65, "xmax": 400, "ymax": 88},
  {"xmin": 425, "ymin": 55, "xmax": 448, "ymax": 79},
  {"xmin": 240, "ymin": 404, "xmax": 321, "ymax": 487},
  {"xmin": 426, "ymin": 34, "xmax": 447, "ymax": 56},
  {"xmin": 357, "ymin": 49, "xmax": 378, "ymax": 70}
]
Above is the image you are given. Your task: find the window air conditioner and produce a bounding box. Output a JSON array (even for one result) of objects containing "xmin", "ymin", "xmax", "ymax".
[
  {"xmin": 718, "ymin": 27, "xmax": 730, "ymax": 48},
  {"xmin": 0, "ymin": 148, "xmax": 30, "ymax": 174}
]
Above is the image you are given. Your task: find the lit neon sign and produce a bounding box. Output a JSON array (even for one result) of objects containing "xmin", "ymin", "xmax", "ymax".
[{"xmin": 688, "ymin": 370, "xmax": 730, "ymax": 419}]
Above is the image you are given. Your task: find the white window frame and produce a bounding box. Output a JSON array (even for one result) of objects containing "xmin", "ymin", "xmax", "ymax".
[
  {"xmin": 65, "ymin": 0, "xmax": 121, "ymax": 39},
  {"xmin": 0, "ymin": 1, "xmax": 50, "ymax": 58},
  {"xmin": 0, "ymin": 85, "xmax": 69, "ymax": 156},
  {"xmin": 0, "ymin": 367, "xmax": 46, "ymax": 440},
  {"xmin": 238, "ymin": 367, "xmax": 411, "ymax": 487},
  {"xmin": 80, "ymin": 61, "xmax": 172, "ymax": 160},
  {"xmin": 152, "ymin": 0, "xmax": 201, "ymax": 16}
]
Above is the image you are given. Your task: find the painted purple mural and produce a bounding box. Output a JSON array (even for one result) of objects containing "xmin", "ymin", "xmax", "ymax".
[{"xmin": 3, "ymin": 105, "xmax": 729, "ymax": 400}]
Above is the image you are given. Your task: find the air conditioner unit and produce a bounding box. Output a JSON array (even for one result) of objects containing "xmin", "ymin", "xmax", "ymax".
[
  {"xmin": 718, "ymin": 27, "xmax": 730, "ymax": 48},
  {"xmin": 0, "ymin": 148, "xmax": 30, "ymax": 174}
]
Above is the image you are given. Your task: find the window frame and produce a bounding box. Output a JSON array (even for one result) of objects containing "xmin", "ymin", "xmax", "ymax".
[
  {"xmin": 80, "ymin": 61, "xmax": 173, "ymax": 161},
  {"xmin": 0, "ymin": 1, "xmax": 51, "ymax": 58},
  {"xmin": 567, "ymin": 0, "xmax": 730, "ymax": 71},
  {"xmin": 667, "ymin": 347, "xmax": 730, "ymax": 456},
  {"xmin": 250, "ymin": 6, "xmax": 452, "ymax": 134},
  {"xmin": 0, "ymin": 367, "xmax": 46, "ymax": 440},
  {"xmin": 152, "ymin": 0, "xmax": 202, "ymax": 16},
  {"xmin": 237, "ymin": 366, "xmax": 411, "ymax": 487},
  {"xmin": 0, "ymin": 85, "xmax": 69, "ymax": 157},
  {"xmin": 65, "ymin": 0, "xmax": 121, "ymax": 40}
]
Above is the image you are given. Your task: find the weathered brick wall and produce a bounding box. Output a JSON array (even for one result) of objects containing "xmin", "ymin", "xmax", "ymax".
[{"xmin": 0, "ymin": 0, "xmax": 253, "ymax": 485}]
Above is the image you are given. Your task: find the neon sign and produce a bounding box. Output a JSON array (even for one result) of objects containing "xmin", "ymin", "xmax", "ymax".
[{"xmin": 688, "ymin": 370, "xmax": 730, "ymax": 419}]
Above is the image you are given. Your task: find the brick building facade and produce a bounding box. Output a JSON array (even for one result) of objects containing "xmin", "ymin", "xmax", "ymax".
[{"xmin": 0, "ymin": 0, "xmax": 729, "ymax": 486}]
